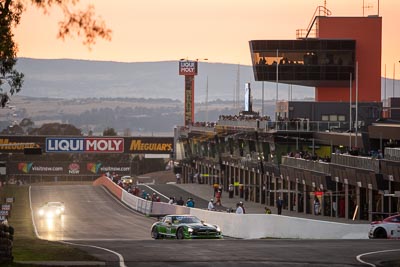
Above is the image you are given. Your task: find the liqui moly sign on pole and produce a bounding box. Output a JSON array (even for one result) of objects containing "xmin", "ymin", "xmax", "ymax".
[
  {"xmin": 179, "ymin": 61, "xmax": 198, "ymax": 76},
  {"xmin": 46, "ymin": 138, "xmax": 124, "ymax": 153}
]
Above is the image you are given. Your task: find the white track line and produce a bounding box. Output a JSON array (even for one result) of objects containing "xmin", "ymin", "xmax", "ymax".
[
  {"xmin": 141, "ymin": 184, "xmax": 169, "ymax": 200},
  {"xmin": 356, "ymin": 249, "xmax": 400, "ymax": 267},
  {"xmin": 60, "ymin": 241, "xmax": 127, "ymax": 267},
  {"xmin": 29, "ymin": 185, "xmax": 127, "ymax": 267},
  {"xmin": 29, "ymin": 186, "xmax": 42, "ymax": 239}
]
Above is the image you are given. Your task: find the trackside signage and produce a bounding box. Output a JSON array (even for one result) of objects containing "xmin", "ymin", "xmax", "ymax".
[
  {"xmin": 128, "ymin": 137, "xmax": 173, "ymax": 154},
  {"xmin": 179, "ymin": 61, "xmax": 198, "ymax": 76},
  {"xmin": 46, "ymin": 138, "xmax": 124, "ymax": 153}
]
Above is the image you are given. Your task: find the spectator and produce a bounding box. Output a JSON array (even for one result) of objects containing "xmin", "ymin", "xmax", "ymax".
[
  {"xmin": 141, "ymin": 190, "xmax": 148, "ymax": 200},
  {"xmin": 186, "ymin": 197, "xmax": 195, "ymax": 208},
  {"xmin": 314, "ymin": 196, "xmax": 320, "ymax": 215},
  {"xmin": 228, "ymin": 184, "xmax": 234, "ymax": 198},
  {"xmin": 215, "ymin": 190, "xmax": 222, "ymax": 206},
  {"xmin": 194, "ymin": 172, "xmax": 199, "ymax": 183},
  {"xmin": 176, "ymin": 173, "xmax": 181, "ymax": 184},
  {"xmin": 265, "ymin": 207, "xmax": 272, "ymax": 214},
  {"xmin": 208, "ymin": 199, "xmax": 215, "ymax": 211},
  {"xmin": 277, "ymin": 196, "xmax": 283, "ymax": 215},
  {"xmin": 176, "ymin": 197, "xmax": 184, "ymax": 206},
  {"xmin": 235, "ymin": 202, "xmax": 244, "ymax": 214},
  {"xmin": 240, "ymin": 201, "xmax": 246, "ymax": 214},
  {"xmin": 213, "ymin": 183, "xmax": 219, "ymax": 197}
]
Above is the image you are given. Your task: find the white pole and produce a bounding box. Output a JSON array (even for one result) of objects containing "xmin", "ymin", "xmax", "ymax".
[
  {"xmin": 355, "ymin": 62, "xmax": 359, "ymax": 148},
  {"xmin": 206, "ymin": 75, "xmax": 209, "ymax": 122},
  {"xmin": 276, "ymin": 49, "xmax": 279, "ymax": 122},
  {"xmin": 384, "ymin": 64, "xmax": 387, "ymax": 107},
  {"xmin": 349, "ymin": 72, "xmax": 352, "ymax": 149},
  {"xmin": 262, "ymin": 81, "xmax": 265, "ymax": 116},
  {"xmin": 394, "ymin": 63, "xmax": 396, "ymax": 98}
]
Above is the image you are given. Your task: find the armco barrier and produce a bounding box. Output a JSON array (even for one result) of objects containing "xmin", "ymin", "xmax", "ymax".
[{"xmin": 189, "ymin": 208, "xmax": 369, "ymax": 239}]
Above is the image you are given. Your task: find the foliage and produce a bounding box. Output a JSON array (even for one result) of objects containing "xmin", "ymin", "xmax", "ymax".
[
  {"xmin": 28, "ymin": 122, "xmax": 82, "ymax": 135},
  {"xmin": 0, "ymin": 0, "xmax": 111, "ymax": 105},
  {"xmin": 103, "ymin": 126, "xmax": 117, "ymax": 136}
]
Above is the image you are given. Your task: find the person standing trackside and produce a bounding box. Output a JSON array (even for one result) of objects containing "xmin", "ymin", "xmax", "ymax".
[
  {"xmin": 277, "ymin": 196, "xmax": 283, "ymax": 215},
  {"xmin": 314, "ymin": 196, "xmax": 320, "ymax": 215},
  {"xmin": 228, "ymin": 184, "xmax": 234, "ymax": 198},
  {"xmin": 176, "ymin": 173, "xmax": 181, "ymax": 184},
  {"xmin": 215, "ymin": 190, "xmax": 222, "ymax": 206},
  {"xmin": 213, "ymin": 183, "xmax": 219, "ymax": 197}
]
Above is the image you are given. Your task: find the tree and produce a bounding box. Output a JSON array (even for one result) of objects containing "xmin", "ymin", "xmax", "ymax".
[
  {"xmin": 29, "ymin": 122, "xmax": 82, "ymax": 135},
  {"xmin": 103, "ymin": 127, "xmax": 117, "ymax": 136},
  {"xmin": 0, "ymin": 0, "xmax": 111, "ymax": 104}
]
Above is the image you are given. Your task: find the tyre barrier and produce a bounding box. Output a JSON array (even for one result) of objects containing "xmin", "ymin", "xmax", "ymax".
[{"xmin": 0, "ymin": 223, "xmax": 14, "ymax": 263}]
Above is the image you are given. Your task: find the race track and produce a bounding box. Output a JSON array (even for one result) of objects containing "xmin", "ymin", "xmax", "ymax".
[
  {"xmin": 31, "ymin": 185, "xmax": 155, "ymax": 241},
  {"xmin": 30, "ymin": 184, "xmax": 400, "ymax": 267}
]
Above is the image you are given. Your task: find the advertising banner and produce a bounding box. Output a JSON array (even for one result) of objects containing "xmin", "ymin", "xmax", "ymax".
[
  {"xmin": 46, "ymin": 137, "xmax": 124, "ymax": 153},
  {"xmin": 8, "ymin": 161, "xmax": 131, "ymax": 176},
  {"xmin": 179, "ymin": 61, "xmax": 198, "ymax": 76},
  {"xmin": 0, "ymin": 135, "xmax": 173, "ymax": 154},
  {"xmin": 0, "ymin": 136, "xmax": 44, "ymax": 153},
  {"xmin": 126, "ymin": 137, "xmax": 173, "ymax": 154}
]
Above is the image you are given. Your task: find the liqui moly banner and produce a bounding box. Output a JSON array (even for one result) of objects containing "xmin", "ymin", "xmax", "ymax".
[
  {"xmin": 46, "ymin": 137, "xmax": 124, "ymax": 153},
  {"xmin": 179, "ymin": 61, "xmax": 198, "ymax": 76}
]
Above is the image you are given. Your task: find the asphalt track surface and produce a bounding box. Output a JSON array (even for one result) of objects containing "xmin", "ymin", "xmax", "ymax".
[{"xmin": 30, "ymin": 184, "xmax": 400, "ymax": 267}]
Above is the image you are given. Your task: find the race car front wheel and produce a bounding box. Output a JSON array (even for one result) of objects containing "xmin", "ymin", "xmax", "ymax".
[
  {"xmin": 374, "ymin": 227, "xmax": 387, "ymax": 239},
  {"xmin": 151, "ymin": 227, "xmax": 160, "ymax": 239},
  {"xmin": 176, "ymin": 228, "xmax": 185, "ymax": 239}
]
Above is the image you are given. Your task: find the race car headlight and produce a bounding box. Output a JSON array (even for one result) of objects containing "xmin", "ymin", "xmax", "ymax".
[
  {"xmin": 188, "ymin": 227, "xmax": 194, "ymax": 233},
  {"xmin": 216, "ymin": 226, "xmax": 221, "ymax": 232}
]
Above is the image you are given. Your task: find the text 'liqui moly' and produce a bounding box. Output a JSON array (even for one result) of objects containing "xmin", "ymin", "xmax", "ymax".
[{"xmin": 46, "ymin": 138, "xmax": 124, "ymax": 153}]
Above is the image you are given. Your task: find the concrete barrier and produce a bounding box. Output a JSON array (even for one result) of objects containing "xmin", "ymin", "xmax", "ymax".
[
  {"xmin": 94, "ymin": 176, "xmax": 153, "ymax": 215},
  {"xmin": 94, "ymin": 177, "xmax": 369, "ymax": 239},
  {"xmin": 151, "ymin": 202, "xmax": 190, "ymax": 216},
  {"xmin": 93, "ymin": 176, "xmax": 123, "ymax": 199},
  {"xmin": 189, "ymin": 208, "xmax": 369, "ymax": 239}
]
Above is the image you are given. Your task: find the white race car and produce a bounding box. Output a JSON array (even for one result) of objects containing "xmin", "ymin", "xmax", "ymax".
[
  {"xmin": 368, "ymin": 214, "xmax": 400, "ymax": 239},
  {"xmin": 38, "ymin": 202, "xmax": 65, "ymax": 218}
]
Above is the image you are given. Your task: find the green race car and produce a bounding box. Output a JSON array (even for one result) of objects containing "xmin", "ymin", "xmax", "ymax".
[{"xmin": 151, "ymin": 215, "xmax": 223, "ymax": 239}]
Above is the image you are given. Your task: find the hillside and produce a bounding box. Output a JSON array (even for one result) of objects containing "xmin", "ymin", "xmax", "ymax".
[{"xmin": 15, "ymin": 58, "xmax": 315, "ymax": 102}]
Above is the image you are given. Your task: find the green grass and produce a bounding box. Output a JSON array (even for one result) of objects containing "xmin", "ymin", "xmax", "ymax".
[{"xmin": 0, "ymin": 185, "xmax": 99, "ymax": 264}]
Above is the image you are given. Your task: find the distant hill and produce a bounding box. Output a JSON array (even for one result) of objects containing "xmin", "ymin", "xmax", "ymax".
[
  {"xmin": 5, "ymin": 58, "xmax": 397, "ymax": 135},
  {"xmin": 15, "ymin": 58, "xmax": 316, "ymax": 102}
]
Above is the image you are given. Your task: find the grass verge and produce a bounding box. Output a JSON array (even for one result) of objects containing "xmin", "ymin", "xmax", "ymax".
[{"xmin": 0, "ymin": 185, "xmax": 99, "ymax": 265}]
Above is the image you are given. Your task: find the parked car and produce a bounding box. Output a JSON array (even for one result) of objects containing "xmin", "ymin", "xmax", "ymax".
[
  {"xmin": 38, "ymin": 202, "xmax": 65, "ymax": 218},
  {"xmin": 151, "ymin": 215, "xmax": 222, "ymax": 239},
  {"xmin": 368, "ymin": 214, "xmax": 400, "ymax": 239},
  {"xmin": 120, "ymin": 176, "xmax": 133, "ymax": 184}
]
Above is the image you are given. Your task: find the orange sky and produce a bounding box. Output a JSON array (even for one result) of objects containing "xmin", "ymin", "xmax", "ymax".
[{"xmin": 14, "ymin": 0, "xmax": 400, "ymax": 76}]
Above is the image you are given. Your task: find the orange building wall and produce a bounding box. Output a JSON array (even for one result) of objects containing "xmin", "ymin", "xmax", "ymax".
[{"xmin": 316, "ymin": 16, "xmax": 382, "ymax": 102}]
